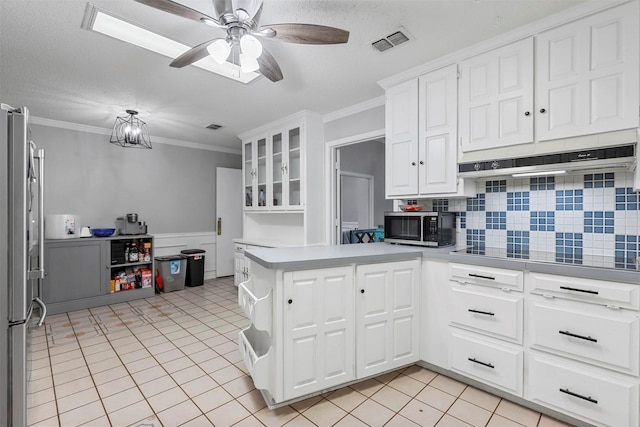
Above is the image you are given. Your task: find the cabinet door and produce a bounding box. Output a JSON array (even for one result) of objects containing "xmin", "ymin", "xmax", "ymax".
[
  {"xmin": 536, "ymin": 1, "xmax": 639, "ymax": 141},
  {"xmin": 243, "ymin": 140, "xmax": 257, "ymax": 209},
  {"xmin": 283, "ymin": 266, "xmax": 354, "ymax": 400},
  {"xmin": 385, "ymin": 79, "xmax": 418, "ymax": 197},
  {"xmin": 356, "ymin": 259, "xmax": 420, "ymax": 378},
  {"xmin": 270, "ymin": 130, "xmax": 285, "ymax": 209},
  {"xmin": 283, "ymin": 125, "xmax": 304, "ymax": 210},
  {"xmin": 418, "ymin": 65, "xmax": 458, "ymax": 195},
  {"xmin": 459, "ymin": 38, "xmax": 534, "ymax": 152},
  {"xmin": 43, "ymin": 240, "xmax": 108, "ymax": 304}
]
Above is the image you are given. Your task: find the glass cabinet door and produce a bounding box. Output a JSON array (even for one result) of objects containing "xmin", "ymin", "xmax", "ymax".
[
  {"xmin": 271, "ymin": 132, "xmax": 283, "ymax": 208},
  {"xmin": 256, "ymin": 137, "xmax": 267, "ymax": 207},
  {"xmin": 287, "ymin": 127, "xmax": 302, "ymax": 208},
  {"xmin": 243, "ymin": 141, "xmax": 254, "ymax": 208}
]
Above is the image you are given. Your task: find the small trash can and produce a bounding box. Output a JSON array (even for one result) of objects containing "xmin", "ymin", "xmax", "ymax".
[
  {"xmin": 155, "ymin": 255, "xmax": 187, "ymax": 292},
  {"xmin": 180, "ymin": 249, "xmax": 206, "ymax": 287}
]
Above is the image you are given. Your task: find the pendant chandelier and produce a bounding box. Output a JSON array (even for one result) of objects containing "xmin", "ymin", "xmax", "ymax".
[{"xmin": 110, "ymin": 110, "xmax": 152, "ymax": 149}]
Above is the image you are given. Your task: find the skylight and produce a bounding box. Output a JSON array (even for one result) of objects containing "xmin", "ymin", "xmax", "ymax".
[{"xmin": 81, "ymin": 3, "xmax": 260, "ymax": 84}]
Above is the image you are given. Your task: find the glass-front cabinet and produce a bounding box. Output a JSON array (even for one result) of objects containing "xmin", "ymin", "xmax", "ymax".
[
  {"xmin": 244, "ymin": 122, "xmax": 304, "ymax": 211},
  {"xmin": 243, "ymin": 136, "xmax": 268, "ymax": 209}
]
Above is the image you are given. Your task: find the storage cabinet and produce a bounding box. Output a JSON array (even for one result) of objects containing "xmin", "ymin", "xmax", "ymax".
[
  {"xmin": 448, "ymin": 263, "xmax": 525, "ymax": 395},
  {"xmin": 385, "ymin": 66, "xmax": 475, "ymax": 198},
  {"xmin": 535, "ymin": 1, "xmax": 639, "ymax": 142},
  {"xmin": 459, "ymin": 37, "xmax": 534, "ymax": 152},
  {"xmin": 283, "ymin": 267, "xmax": 354, "ymax": 400},
  {"xmin": 43, "ymin": 236, "xmax": 155, "ymax": 315},
  {"xmin": 234, "ymin": 242, "xmax": 273, "ymax": 286},
  {"xmin": 356, "ymin": 260, "xmax": 420, "ymax": 378},
  {"xmin": 240, "ymin": 111, "xmax": 324, "ymax": 246}
]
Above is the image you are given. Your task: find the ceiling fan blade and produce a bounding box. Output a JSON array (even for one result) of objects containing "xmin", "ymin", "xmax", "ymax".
[
  {"xmin": 134, "ymin": 0, "xmax": 218, "ymax": 24},
  {"xmin": 257, "ymin": 23, "xmax": 349, "ymax": 44},
  {"xmin": 170, "ymin": 38, "xmax": 220, "ymax": 68},
  {"xmin": 257, "ymin": 48, "xmax": 283, "ymax": 82}
]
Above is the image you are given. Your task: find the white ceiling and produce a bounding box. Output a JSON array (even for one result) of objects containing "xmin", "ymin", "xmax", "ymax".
[{"xmin": 1, "ymin": 0, "xmax": 590, "ymax": 152}]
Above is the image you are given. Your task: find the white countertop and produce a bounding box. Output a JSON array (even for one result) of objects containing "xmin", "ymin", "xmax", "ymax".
[{"xmin": 245, "ymin": 242, "xmax": 424, "ymax": 270}]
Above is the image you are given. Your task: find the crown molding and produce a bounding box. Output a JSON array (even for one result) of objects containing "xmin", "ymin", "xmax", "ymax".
[
  {"xmin": 30, "ymin": 116, "xmax": 241, "ymax": 155},
  {"xmin": 322, "ymin": 96, "xmax": 385, "ymax": 123},
  {"xmin": 378, "ymin": 0, "xmax": 632, "ymax": 89},
  {"xmin": 237, "ymin": 109, "xmax": 322, "ymax": 140}
]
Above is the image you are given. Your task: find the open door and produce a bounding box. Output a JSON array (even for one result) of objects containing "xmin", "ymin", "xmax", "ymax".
[{"xmin": 216, "ymin": 167, "xmax": 242, "ymax": 277}]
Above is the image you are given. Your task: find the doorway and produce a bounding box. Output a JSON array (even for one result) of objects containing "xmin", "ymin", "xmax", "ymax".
[{"xmin": 329, "ymin": 135, "xmax": 392, "ymax": 245}]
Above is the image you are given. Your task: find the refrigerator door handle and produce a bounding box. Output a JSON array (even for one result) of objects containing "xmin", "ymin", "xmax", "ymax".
[
  {"xmin": 33, "ymin": 297, "xmax": 46, "ymax": 327},
  {"xmin": 31, "ymin": 148, "xmax": 45, "ymax": 284}
]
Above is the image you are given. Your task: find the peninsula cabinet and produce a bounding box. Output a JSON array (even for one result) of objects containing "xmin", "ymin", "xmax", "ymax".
[
  {"xmin": 238, "ymin": 257, "xmax": 420, "ymax": 407},
  {"xmin": 385, "ymin": 65, "xmax": 475, "ymax": 198},
  {"xmin": 356, "ymin": 259, "xmax": 420, "ymax": 378}
]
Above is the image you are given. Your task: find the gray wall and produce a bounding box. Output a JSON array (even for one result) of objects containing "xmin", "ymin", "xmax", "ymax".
[
  {"xmin": 339, "ymin": 140, "xmax": 391, "ymax": 227},
  {"xmin": 33, "ymin": 124, "xmax": 241, "ymax": 234}
]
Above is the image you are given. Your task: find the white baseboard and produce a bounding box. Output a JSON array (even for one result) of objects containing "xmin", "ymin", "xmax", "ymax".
[{"xmin": 152, "ymin": 232, "xmax": 217, "ymax": 279}]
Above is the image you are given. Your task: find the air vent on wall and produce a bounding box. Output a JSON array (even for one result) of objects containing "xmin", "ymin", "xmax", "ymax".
[
  {"xmin": 372, "ymin": 29, "xmax": 411, "ymax": 53},
  {"xmin": 206, "ymin": 124, "xmax": 222, "ymax": 130}
]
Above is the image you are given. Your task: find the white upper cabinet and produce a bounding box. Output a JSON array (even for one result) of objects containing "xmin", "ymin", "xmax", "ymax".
[
  {"xmin": 535, "ymin": 1, "xmax": 639, "ymax": 141},
  {"xmin": 385, "ymin": 79, "xmax": 419, "ymax": 196},
  {"xmin": 459, "ymin": 37, "xmax": 534, "ymax": 152},
  {"xmin": 418, "ymin": 65, "xmax": 460, "ymax": 195},
  {"xmin": 243, "ymin": 136, "xmax": 268, "ymax": 209},
  {"xmin": 385, "ymin": 66, "xmax": 476, "ymax": 198}
]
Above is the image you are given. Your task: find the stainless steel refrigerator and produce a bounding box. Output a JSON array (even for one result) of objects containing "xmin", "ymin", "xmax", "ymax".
[{"xmin": 1, "ymin": 104, "xmax": 47, "ymax": 426}]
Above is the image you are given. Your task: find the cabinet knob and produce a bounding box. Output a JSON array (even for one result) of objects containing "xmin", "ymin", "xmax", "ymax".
[
  {"xmin": 288, "ymin": 299, "xmax": 293, "ymax": 304},
  {"xmin": 539, "ymin": 108, "xmax": 546, "ymax": 114},
  {"xmin": 419, "ymin": 161, "xmax": 424, "ymax": 165},
  {"xmin": 411, "ymin": 162, "xmax": 416, "ymax": 166},
  {"xmin": 524, "ymin": 111, "xmax": 530, "ymax": 116},
  {"xmin": 360, "ymin": 289, "xmax": 365, "ymax": 294}
]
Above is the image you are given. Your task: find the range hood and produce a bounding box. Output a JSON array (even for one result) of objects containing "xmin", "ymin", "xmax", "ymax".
[{"xmin": 458, "ymin": 144, "xmax": 636, "ymax": 178}]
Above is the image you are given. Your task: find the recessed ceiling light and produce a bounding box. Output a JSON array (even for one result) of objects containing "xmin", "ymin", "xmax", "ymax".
[{"xmin": 81, "ymin": 3, "xmax": 259, "ymax": 84}]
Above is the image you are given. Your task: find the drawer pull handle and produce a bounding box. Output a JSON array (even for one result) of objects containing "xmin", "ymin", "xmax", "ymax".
[
  {"xmin": 468, "ymin": 273, "xmax": 495, "ymax": 280},
  {"xmin": 468, "ymin": 309, "xmax": 495, "ymax": 316},
  {"xmin": 559, "ymin": 388, "xmax": 598, "ymax": 404},
  {"xmin": 468, "ymin": 357, "xmax": 494, "ymax": 369},
  {"xmin": 559, "ymin": 330, "xmax": 597, "ymax": 342},
  {"xmin": 559, "ymin": 286, "xmax": 598, "ymax": 295}
]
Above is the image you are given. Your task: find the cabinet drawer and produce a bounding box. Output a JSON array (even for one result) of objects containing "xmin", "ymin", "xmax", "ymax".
[
  {"xmin": 528, "ymin": 272, "xmax": 640, "ymax": 310},
  {"xmin": 450, "ymin": 263, "xmax": 523, "ymax": 291},
  {"xmin": 238, "ymin": 277, "xmax": 273, "ymax": 335},
  {"xmin": 528, "ymin": 353, "xmax": 639, "ymax": 427},
  {"xmin": 450, "ymin": 287, "xmax": 523, "ymax": 343},
  {"xmin": 530, "ymin": 301, "xmax": 639, "ymax": 375},
  {"xmin": 449, "ymin": 330, "xmax": 523, "ymax": 395},
  {"xmin": 238, "ymin": 327, "xmax": 273, "ymax": 393}
]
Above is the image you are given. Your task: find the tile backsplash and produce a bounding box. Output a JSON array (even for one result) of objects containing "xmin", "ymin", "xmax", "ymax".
[{"xmin": 427, "ymin": 169, "xmax": 640, "ymax": 265}]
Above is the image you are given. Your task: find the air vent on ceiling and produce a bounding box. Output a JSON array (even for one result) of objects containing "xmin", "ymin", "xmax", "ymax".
[
  {"xmin": 206, "ymin": 124, "xmax": 222, "ymax": 130},
  {"xmin": 372, "ymin": 29, "xmax": 411, "ymax": 53}
]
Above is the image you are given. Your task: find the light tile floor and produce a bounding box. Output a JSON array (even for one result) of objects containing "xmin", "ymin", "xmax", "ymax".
[{"xmin": 26, "ymin": 277, "xmax": 574, "ymax": 427}]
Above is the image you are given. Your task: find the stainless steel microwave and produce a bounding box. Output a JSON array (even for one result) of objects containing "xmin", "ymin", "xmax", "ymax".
[{"xmin": 384, "ymin": 211, "xmax": 456, "ymax": 247}]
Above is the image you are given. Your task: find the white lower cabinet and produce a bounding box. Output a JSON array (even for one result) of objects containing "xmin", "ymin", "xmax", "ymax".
[
  {"xmin": 356, "ymin": 260, "xmax": 420, "ymax": 378},
  {"xmin": 527, "ymin": 352, "xmax": 639, "ymax": 427},
  {"xmin": 450, "ymin": 330, "xmax": 523, "ymax": 395},
  {"xmin": 283, "ymin": 267, "xmax": 355, "ymax": 400}
]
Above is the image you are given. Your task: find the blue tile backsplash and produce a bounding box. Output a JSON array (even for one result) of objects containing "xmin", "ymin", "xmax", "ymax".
[{"xmin": 430, "ymin": 170, "xmax": 640, "ymax": 263}]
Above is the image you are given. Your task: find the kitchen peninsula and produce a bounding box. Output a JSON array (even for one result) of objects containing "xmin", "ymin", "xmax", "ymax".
[{"xmin": 239, "ymin": 242, "xmax": 640, "ymax": 427}]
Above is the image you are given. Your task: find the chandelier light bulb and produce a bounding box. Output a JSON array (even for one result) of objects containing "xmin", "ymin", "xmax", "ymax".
[
  {"xmin": 208, "ymin": 39, "xmax": 232, "ymax": 64},
  {"xmin": 240, "ymin": 34, "xmax": 262, "ymax": 58},
  {"xmin": 240, "ymin": 53, "xmax": 259, "ymax": 73}
]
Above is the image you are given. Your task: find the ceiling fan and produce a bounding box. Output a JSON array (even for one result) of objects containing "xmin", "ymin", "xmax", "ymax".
[{"xmin": 134, "ymin": 0, "xmax": 350, "ymax": 82}]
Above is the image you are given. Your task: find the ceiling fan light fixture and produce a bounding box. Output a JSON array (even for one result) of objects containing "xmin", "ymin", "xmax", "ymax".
[
  {"xmin": 240, "ymin": 34, "xmax": 263, "ymax": 58},
  {"xmin": 240, "ymin": 53, "xmax": 259, "ymax": 73},
  {"xmin": 207, "ymin": 39, "xmax": 232, "ymax": 64}
]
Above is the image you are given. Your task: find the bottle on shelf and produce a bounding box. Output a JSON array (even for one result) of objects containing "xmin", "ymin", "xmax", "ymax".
[
  {"xmin": 124, "ymin": 242, "xmax": 130, "ymax": 263},
  {"xmin": 129, "ymin": 243, "xmax": 139, "ymax": 263},
  {"xmin": 259, "ymin": 188, "xmax": 265, "ymax": 206}
]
